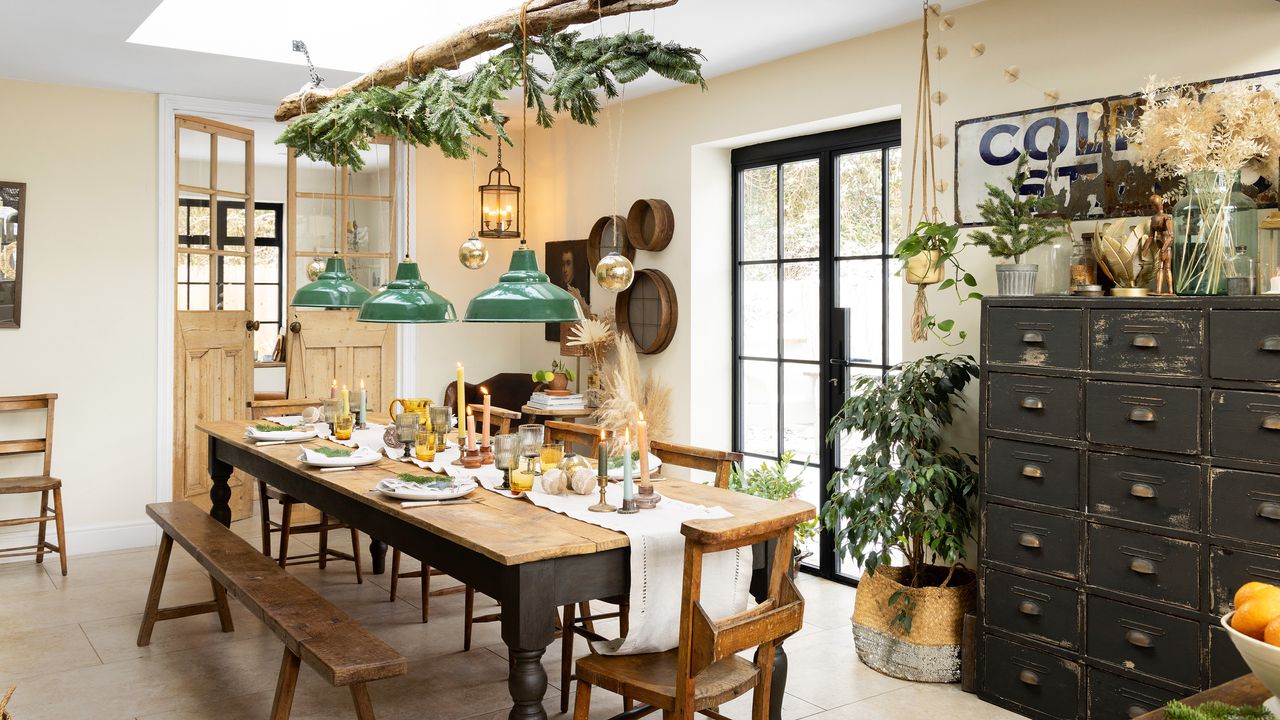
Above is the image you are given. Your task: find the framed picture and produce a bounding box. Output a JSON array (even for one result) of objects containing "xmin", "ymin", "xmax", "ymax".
[
  {"xmin": 0, "ymin": 181, "xmax": 25, "ymax": 329},
  {"xmin": 545, "ymin": 239, "xmax": 590, "ymax": 342}
]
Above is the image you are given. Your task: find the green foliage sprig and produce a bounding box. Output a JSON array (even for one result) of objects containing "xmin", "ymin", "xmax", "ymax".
[
  {"xmin": 822, "ymin": 354, "xmax": 979, "ymax": 587},
  {"xmin": 968, "ymin": 153, "xmax": 1068, "ymax": 264},
  {"xmin": 313, "ymin": 446, "xmax": 353, "ymax": 458},
  {"xmin": 894, "ymin": 220, "xmax": 982, "ymax": 345},
  {"xmin": 1163, "ymin": 701, "xmax": 1274, "ymax": 720},
  {"xmin": 728, "ymin": 451, "xmax": 820, "ymax": 551},
  {"xmin": 277, "ymin": 28, "xmax": 706, "ymax": 170}
]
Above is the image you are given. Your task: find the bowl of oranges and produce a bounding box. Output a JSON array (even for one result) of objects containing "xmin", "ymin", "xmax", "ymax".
[{"xmin": 1223, "ymin": 581, "xmax": 1280, "ymax": 704}]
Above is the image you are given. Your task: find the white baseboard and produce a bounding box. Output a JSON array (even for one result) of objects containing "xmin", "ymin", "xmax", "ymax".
[{"xmin": 0, "ymin": 520, "xmax": 158, "ymax": 564}]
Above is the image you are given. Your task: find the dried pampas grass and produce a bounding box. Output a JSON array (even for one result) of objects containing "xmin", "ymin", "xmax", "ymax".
[{"xmin": 595, "ymin": 334, "xmax": 672, "ymax": 444}]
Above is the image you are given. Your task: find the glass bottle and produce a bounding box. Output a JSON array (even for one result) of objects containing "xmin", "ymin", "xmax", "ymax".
[
  {"xmin": 1172, "ymin": 170, "xmax": 1258, "ymax": 295},
  {"xmin": 1225, "ymin": 245, "xmax": 1257, "ymax": 296},
  {"xmin": 1070, "ymin": 230, "xmax": 1097, "ymax": 289}
]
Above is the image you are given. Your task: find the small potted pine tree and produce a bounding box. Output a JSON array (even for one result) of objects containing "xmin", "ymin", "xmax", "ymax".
[{"xmin": 969, "ymin": 153, "xmax": 1068, "ymax": 296}]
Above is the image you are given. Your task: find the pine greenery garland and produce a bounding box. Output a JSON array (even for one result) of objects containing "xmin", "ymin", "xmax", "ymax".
[
  {"xmin": 277, "ymin": 27, "xmax": 706, "ymax": 170},
  {"xmin": 967, "ymin": 153, "xmax": 1067, "ymax": 264}
]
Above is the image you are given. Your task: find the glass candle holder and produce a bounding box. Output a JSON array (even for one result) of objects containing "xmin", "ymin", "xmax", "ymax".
[
  {"xmin": 333, "ymin": 413, "xmax": 354, "ymax": 441},
  {"xmin": 414, "ymin": 429, "xmax": 435, "ymax": 462}
]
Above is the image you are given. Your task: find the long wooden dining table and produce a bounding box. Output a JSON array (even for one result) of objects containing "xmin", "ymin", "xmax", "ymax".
[{"xmin": 198, "ymin": 419, "xmax": 802, "ymax": 720}]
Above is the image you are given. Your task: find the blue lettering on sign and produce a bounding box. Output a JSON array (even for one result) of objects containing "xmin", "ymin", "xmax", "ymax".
[
  {"xmin": 1075, "ymin": 111, "xmax": 1103, "ymax": 155},
  {"xmin": 1021, "ymin": 169, "xmax": 1047, "ymax": 197},
  {"xmin": 979, "ymin": 123, "xmax": 1020, "ymax": 166},
  {"xmin": 1024, "ymin": 117, "xmax": 1069, "ymax": 161},
  {"xmin": 1057, "ymin": 164, "xmax": 1099, "ymax": 183}
]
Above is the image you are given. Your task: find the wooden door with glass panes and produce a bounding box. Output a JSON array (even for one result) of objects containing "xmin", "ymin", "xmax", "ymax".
[
  {"xmin": 285, "ymin": 140, "xmax": 397, "ymax": 402},
  {"xmin": 173, "ymin": 115, "xmax": 256, "ymax": 521}
]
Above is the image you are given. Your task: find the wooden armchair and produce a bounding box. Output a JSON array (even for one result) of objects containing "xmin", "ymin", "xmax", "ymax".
[
  {"xmin": 546, "ymin": 420, "xmax": 603, "ymax": 457},
  {"xmin": 650, "ymin": 441, "xmax": 742, "ymax": 489},
  {"xmin": 574, "ymin": 498, "xmax": 813, "ymax": 720},
  {"xmin": 468, "ymin": 403, "xmax": 522, "ymax": 437},
  {"xmin": 444, "ymin": 372, "xmax": 540, "ymax": 425}
]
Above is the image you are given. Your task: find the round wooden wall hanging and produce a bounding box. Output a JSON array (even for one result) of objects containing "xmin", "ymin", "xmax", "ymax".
[
  {"xmin": 626, "ymin": 199, "xmax": 673, "ymax": 252},
  {"xmin": 587, "ymin": 215, "xmax": 635, "ymax": 267},
  {"xmin": 615, "ymin": 268, "xmax": 677, "ymax": 354}
]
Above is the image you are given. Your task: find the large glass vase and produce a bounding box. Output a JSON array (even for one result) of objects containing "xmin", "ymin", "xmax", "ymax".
[{"xmin": 1172, "ymin": 170, "xmax": 1258, "ymax": 295}]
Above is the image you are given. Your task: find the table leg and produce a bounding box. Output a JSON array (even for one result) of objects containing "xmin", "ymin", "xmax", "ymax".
[
  {"xmin": 508, "ymin": 648, "xmax": 548, "ymax": 720},
  {"xmin": 368, "ymin": 537, "xmax": 387, "ymax": 575},
  {"xmin": 208, "ymin": 436, "xmax": 233, "ymax": 528},
  {"xmin": 503, "ymin": 563, "xmax": 556, "ymax": 720}
]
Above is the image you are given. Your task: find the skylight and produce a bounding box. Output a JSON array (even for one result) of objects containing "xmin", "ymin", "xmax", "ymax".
[{"xmin": 128, "ymin": 0, "xmax": 521, "ymax": 74}]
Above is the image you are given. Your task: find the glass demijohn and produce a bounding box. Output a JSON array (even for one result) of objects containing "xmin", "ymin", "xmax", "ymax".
[{"xmin": 1172, "ymin": 170, "xmax": 1258, "ymax": 296}]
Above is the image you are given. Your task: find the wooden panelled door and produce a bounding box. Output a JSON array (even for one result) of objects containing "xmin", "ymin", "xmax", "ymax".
[
  {"xmin": 173, "ymin": 115, "xmax": 256, "ymax": 520},
  {"xmin": 285, "ymin": 141, "xmax": 397, "ymax": 408}
]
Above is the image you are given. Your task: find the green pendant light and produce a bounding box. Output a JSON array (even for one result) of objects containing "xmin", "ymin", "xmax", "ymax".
[
  {"xmin": 464, "ymin": 241, "xmax": 584, "ymax": 323},
  {"xmin": 358, "ymin": 257, "xmax": 457, "ymax": 323},
  {"xmin": 290, "ymin": 253, "xmax": 373, "ymax": 308}
]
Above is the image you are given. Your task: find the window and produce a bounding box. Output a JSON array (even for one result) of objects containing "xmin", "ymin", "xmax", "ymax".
[
  {"xmin": 179, "ymin": 198, "xmax": 284, "ymax": 358},
  {"xmin": 731, "ymin": 121, "xmax": 902, "ymax": 584}
]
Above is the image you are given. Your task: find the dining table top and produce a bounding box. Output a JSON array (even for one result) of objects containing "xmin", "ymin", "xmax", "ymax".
[{"xmin": 198, "ymin": 418, "xmax": 805, "ymax": 567}]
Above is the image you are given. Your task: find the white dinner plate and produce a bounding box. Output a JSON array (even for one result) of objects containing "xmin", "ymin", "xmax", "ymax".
[
  {"xmin": 605, "ymin": 452, "xmax": 663, "ymax": 479},
  {"xmin": 375, "ymin": 477, "xmax": 477, "ymax": 501},
  {"xmin": 298, "ymin": 447, "xmax": 382, "ymax": 468},
  {"xmin": 245, "ymin": 426, "xmax": 319, "ymax": 442}
]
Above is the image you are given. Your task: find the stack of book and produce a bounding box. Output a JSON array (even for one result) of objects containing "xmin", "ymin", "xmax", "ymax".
[{"xmin": 527, "ymin": 392, "xmax": 586, "ymax": 411}]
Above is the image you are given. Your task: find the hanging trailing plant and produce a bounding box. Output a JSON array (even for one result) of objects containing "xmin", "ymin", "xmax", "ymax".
[{"xmin": 276, "ymin": 27, "xmax": 706, "ymax": 170}]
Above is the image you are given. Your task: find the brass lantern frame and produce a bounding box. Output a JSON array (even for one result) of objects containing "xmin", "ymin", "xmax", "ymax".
[{"xmin": 478, "ymin": 141, "xmax": 520, "ymax": 239}]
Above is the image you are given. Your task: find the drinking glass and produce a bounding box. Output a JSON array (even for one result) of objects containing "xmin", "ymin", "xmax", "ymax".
[
  {"xmin": 323, "ymin": 398, "xmax": 343, "ymax": 424},
  {"xmin": 510, "ymin": 455, "xmax": 536, "ymax": 493},
  {"xmin": 517, "ymin": 424, "xmax": 545, "ymax": 457},
  {"xmin": 396, "ymin": 412, "xmax": 420, "ymax": 445},
  {"xmin": 429, "ymin": 406, "xmax": 452, "ymax": 450},
  {"xmin": 493, "ymin": 433, "xmax": 519, "ymax": 489},
  {"xmin": 414, "ymin": 429, "xmax": 435, "ymax": 462},
  {"xmin": 334, "ymin": 413, "xmax": 354, "ymax": 441},
  {"xmin": 540, "ymin": 441, "xmax": 565, "ymax": 471}
]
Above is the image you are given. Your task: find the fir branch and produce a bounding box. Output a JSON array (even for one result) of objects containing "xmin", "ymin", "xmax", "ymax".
[{"xmin": 968, "ymin": 153, "xmax": 1067, "ymax": 264}]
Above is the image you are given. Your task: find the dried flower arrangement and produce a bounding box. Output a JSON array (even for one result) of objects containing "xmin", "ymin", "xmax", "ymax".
[
  {"xmin": 563, "ymin": 286, "xmax": 616, "ymax": 406},
  {"xmin": 1126, "ymin": 77, "xmax": 1280, "ymax": 181},
  {"xmin": 595, "ymin": 334, "xmax": 672, "ymax": 444}
]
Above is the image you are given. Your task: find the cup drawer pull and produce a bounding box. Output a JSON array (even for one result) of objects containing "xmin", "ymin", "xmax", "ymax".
[
  {"xmin": 1021, "ymin": 396, "xmax": 1044, "ymax": 410},
  {"xmin": 1022, "ymin": 330, "xmax": 1045, "ymax": 344},
  {"xmin": 1018, "ymin": 533, "xmax": 1042, "ymax": 549},
  {"xmin": 1129, "ymin": 482, "xmax": 1157, "ymax": 499},
  {"xmin": 1128, "ymin": 406, "xmax": 1156, "ymax": 423},
  {"xmin": 1263, "ymin": 415, "xmax": 1280, "ymax": 431},
  {"xmin": 1129, "ymin": 558, "xmax": 1157, "ymax": 575},
  {"xmin": 1125, "ymin": 629, "xmax": 1154, "ymax": 648},
  {"xmin": 1262, "ymin": 336, "xmax": 1280, "ymax": 352},
  {"xmin": 1018, "ymin": 599, "xmax": 1042, "ymax": 616},
  {"xmin": 1021, "ymin": 464, "xmax": 1043, "ymax": 479},
  {"xmin": 1131, "ymin": 334, "xmax": 1159, "ymax": 348},
  {"xmin": 1259, "ymin": 502, "xmax": 1280, "ymax": 521},
  {"xmin": 1018, "ymin": 669, "xmax": 1040, "ymax": 686}
]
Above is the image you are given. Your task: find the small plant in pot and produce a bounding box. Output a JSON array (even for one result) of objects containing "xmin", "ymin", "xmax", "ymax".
[
  {"xmin": 823, "ymin": 353, "xmax": 979, "ymax": 683},
  {"xmin": 969, "ymin": 153, "xmax": 1068, "ymax": 297},
  {"xmin": 532, "ymin": 360, "xmax": 576, "ymax": 392},
  {"xmin": 728, "ymin": 451, "xmax": 820, "ymax": 572},
  {"xmin": 894, "ymin": 220, "xmax": 981, "ymax": 344}
]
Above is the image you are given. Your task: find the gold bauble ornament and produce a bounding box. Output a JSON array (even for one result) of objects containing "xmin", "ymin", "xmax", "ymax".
[
  {"xmin": 305, "ymin": 256, "xmax": 326, "ymax": 281},
  {"xmin": 458, "ymin": 236, "xmax": 489, "ymax": 269},
  {"xmin": 595, "ymin": 252, "xmax": 635, "ymax": 292}
]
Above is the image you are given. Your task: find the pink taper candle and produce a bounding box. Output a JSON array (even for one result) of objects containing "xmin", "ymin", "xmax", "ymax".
[
  {"xmin": 480, "ymin": 386, "xmax": 491, "ymax": 446},
  {"xmin": 330, "ymin": 379, "xmax": 337, "ymax": 399},
  {"xmin": 637, "ymin": 412, "xmax": 650, "ymax": 485},
  {"xmin": 466, "ymin": 409, "xmax": 476, "ymax": 451}
]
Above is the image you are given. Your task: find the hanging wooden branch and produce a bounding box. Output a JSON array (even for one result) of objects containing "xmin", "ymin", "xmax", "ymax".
[{"xmin": 274, "ymin": 0, "xmax": 679, "ymax": 121}]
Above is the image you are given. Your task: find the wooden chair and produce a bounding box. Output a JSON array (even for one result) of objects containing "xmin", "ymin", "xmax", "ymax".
[
  {"xmin": 546, "ymin": 420, "xmax": 603, "ymax": 457},
  {"xmin": 467, "ymin": 402, "xmax": 522, "ymax": 437},
  {"xmin": 0, "ymin": 393, "xmax": 67, "ymax": 575},
  {"xmin": 574, "ymin": 499, "xmax": 813, "ymax": 720},
  {"xmin": 650, "ymin": 441, "xmax": 742, "ymax": 489}
]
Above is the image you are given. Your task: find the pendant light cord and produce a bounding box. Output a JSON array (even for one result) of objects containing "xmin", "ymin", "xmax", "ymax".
[
  {"xmin": 519, "ymin": 1, "xmax": 532, "ymax": 249},
  {"xmin": 332, "ymin": 148, "xmax": 341, "ymax": 255},
  {"xmin": 403, "ymin": 123, "xmax": 412, "ymax": 261},
  {"xmin": 599, "ymin": 2, "xmax": 630, "ymax": 229}
]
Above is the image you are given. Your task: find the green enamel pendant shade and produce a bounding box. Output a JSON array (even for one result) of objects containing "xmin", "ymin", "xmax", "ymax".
[
  {"xmin": 464, "ymin": 245, "xmax": 585, "ymax": 323},
  {"xmin": 290, "ymin": 256, "xmax": 373, "ymax": 309},
  {"xmin": 358, "ymin": 259, "xmax": 457, "ymax": 323}
]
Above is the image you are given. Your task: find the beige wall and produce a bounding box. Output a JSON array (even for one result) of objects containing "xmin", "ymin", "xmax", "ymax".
[{"xmin": 0, "ymin": 78, "xmax": 158, "ymax": 553}]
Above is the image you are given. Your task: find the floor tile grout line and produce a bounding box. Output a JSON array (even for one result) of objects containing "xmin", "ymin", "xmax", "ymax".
[{"xmin": 76, "ymin": 621, "xmax": 106, "ymax": 667}]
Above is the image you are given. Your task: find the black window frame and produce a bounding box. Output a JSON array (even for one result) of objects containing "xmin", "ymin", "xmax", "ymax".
[{"xmin": 730, "ymin": 120, "xmax": 901, "ymax": 586}]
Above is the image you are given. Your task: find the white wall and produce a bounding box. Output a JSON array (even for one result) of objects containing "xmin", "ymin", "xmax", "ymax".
[{"xmin": 0, "ymin": 78, "xmax": 158, "ymax": 554}]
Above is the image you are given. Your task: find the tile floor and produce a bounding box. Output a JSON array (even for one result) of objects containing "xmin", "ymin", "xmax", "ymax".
[{"xmin": 0, "ymin": 518, "xmax": 1018, "ymax": 720}]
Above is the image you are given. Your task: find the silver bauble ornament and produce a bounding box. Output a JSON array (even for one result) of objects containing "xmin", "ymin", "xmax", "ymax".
[
  {"xmin": 305, "ymin": 256, "xmax": 326, "ymax": 281},
  {"xmin": 595, "ymin": 252, "xmax": 635, "ymax": 292},
  {"xmin": 458, "ymin": 236, "xmax": 489, "ymax": 269}
]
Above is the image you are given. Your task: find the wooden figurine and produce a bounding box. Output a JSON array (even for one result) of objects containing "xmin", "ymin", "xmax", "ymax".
[{"xmin": 1150, "ymin": 193, "xmax": 1175, "ymax": 295}]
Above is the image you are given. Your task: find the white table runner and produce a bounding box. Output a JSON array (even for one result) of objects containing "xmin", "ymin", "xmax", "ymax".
[{"xmin": 520, "ymin": 483, "xmax": 752, "ymax": 655}]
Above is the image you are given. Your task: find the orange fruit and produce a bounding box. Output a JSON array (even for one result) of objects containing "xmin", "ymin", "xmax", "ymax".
[
  {"xmin": 1235, "ymin": 581, "xmax": 1280, "ymax": 608},
  {"xmin": 1233, "ymin": 593, "xmax": 1280, "ymax": 639},
  {"xmin": 1266, "ymin": 616, "xmax": 1280, "ymax": 647}
]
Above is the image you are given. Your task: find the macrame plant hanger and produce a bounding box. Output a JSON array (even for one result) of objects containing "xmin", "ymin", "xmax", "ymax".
[{"xmin": 906, "ymin": 0, "xmax": 944, "ymax": 342}]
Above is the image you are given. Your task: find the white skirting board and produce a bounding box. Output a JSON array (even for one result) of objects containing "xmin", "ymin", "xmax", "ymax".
[{"xmin": 0, "ymin": 520, "xmax": 159, "ymax": 565}]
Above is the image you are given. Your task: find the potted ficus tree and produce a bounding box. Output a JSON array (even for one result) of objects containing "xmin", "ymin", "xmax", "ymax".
[
  {"xmin": 969, "ymin": 153, "xmax": 1068, "ymax": 296},
  {"xmin": 823, "ymin": 354, "xmax": 979, "ymax": 683}
]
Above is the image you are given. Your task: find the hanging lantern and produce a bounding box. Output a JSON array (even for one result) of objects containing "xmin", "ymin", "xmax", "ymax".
[
  {"xmin": 595, "ymin": 252, "xmax": 635, "ymax": 292},
  {"xmin": 459, "ymin": 235, "xmax": 489, "ymax": 269},
  {"xmin": 478, "ymin": 141, "xmax": 520, "ymax": 239}
]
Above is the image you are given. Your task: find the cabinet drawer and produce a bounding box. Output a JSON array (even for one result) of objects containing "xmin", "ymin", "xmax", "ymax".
[
  {"xmin": 984, "ymin": 569, "xmax": 1081, "ymax": 650},
  {"xmin": 1085, "ymin": 382, "xmax": 1200, "ymax": 454},
  {"xmin": 1210, "ymin": 468, "xmax": 1280, "ymax": 548},
  {"xmin": 1087, "ymin": 453, "xmax": 1202, "ymax": 532},
  {"xmin": 1210, "ymin": 545, "xmax": 1280, "ymax": 616},
  {"xmin": 988, "ymin": 373, "xmax": 1082, "ymax": 439},
  {"xmin": 984, "ymin": 635, "xmax": 1081, "ymax": 720},
  {"xmin": 1090, "ymin": 310, "xmax": 1203, "ymax": 377},
  {"xmin": 1210, "ymin": 310, "xmax": 1280, "ymax": 381},
  {"xmin": 1087, "ymin": 524, "xmax": 1200, "ymax": 609},
  {"xmin": 986, "ymin": 504, "xmax": 1081, "ymax": 579},
  {"xmin": 1087, "ymin": 668, "xmax": 1181, "ymax": 720},
  {"xmin": 1086, "ymin": 595, "xmax": 1200, "ymax": 688},
  {"xmin": 988, "ymin": 308, "xmax": 1084, "ymax": 369},
  {"xmin": 1211, "ymin": 389, "xmax": 1280, "ymax": 463},
  {"xmin": 987, "ymin": 438, "xmax": 1080, "ymax": 509},
  {"xmin": 1210, "ymin": 625, "xmax": 1250, "ymax": 686}
]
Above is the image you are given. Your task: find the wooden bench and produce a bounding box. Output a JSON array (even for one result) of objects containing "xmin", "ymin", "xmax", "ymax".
[{"xmin": 137, "ymin": 502, "xmax": 407, "ymax": 719}]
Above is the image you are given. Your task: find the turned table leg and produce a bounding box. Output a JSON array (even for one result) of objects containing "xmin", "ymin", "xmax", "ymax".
[
  {"xmin": 208, "ymin": 436, "xmax": 233, "ymax": 528},
  {"xmin": 368, "ymin": 537, "xmax": 387, "ymax": 575},
  {"xmin": 503, "ymin": 563, "xmax": 557, "ymax": 720}
]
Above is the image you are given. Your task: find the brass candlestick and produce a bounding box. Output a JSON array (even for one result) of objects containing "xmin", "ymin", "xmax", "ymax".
[{"xmin": 588, "ymin": 474, "xmax": 616, "ymax": 513}]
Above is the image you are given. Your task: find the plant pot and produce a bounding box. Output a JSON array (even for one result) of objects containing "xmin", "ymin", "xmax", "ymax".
[
  {"xmin": 548, "ymin": 372, "xmax": 570, "ymax": 392},
  {"xmin": 850, "ymin": 564, "xmax": 976, "ymax": 683},
  {"xmin": 904, "ymin": 250, "xmax": 945, "ymax": 285},
  {"xmin": 995, "ymin": 263, "xmax": 1038, "ymax": 296}
]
